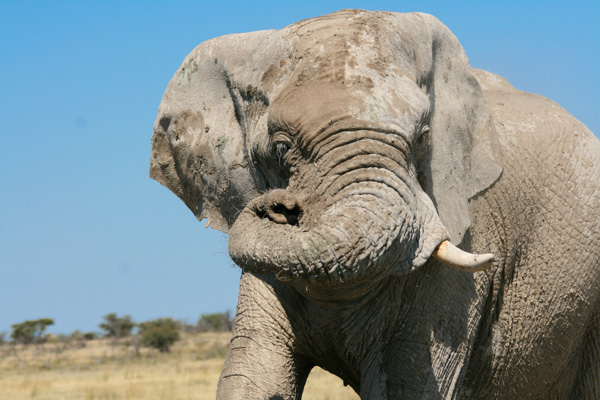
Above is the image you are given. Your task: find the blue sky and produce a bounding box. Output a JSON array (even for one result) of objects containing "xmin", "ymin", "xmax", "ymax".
[{"xmin": 1, "ymin": 0, "xmax": 598, "ymax": 335}]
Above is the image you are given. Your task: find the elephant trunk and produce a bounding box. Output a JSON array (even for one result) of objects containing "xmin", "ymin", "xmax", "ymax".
[{"xmin": 229, "ymin": 131, "xmax": 450, "ymax": 282}]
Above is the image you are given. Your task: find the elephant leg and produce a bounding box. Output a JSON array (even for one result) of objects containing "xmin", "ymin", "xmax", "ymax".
[
  {"xmin": 217, "ymin": 272, "xmax": 311, "ymax": 399},
  {"xmin": 570, "ymin": 310, "xmax": 600, "ymax": 400}
]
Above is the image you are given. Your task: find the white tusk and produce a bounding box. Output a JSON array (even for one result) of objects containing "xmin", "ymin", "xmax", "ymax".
[{"xmin": 432, "ymin": 241, "xmax": 494, "ymax": 272}]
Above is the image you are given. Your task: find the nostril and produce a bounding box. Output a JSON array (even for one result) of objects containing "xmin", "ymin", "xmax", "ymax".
[
  {"xmin": 269, "ymin": 203, "xmax": 302, "ymax": 225},
  {"xmin": 264, "ymin": 190, "xmax": 303, "ymax": 225}
]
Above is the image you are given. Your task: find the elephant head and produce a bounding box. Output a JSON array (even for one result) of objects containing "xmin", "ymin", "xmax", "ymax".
[{"xmin": 150, "ymin": 10, "xmax": 502, "ymax": 285}]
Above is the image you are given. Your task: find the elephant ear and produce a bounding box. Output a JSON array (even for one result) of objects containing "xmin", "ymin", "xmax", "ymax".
[
  {"xmin": 414, "ymin": 13, "xmax": 503, "ymax": 244},
  {"xmin": 150, "ymin": 30, "xmax": 286, "ymax": 233}
]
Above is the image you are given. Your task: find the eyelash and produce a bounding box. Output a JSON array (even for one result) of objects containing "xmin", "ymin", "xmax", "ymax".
[{"xmin": 271, "ymin": 131, "xmax": 292, "ymax": 163}]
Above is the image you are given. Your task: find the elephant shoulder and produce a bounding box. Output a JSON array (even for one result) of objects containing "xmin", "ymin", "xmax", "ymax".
[
  {"xmin": 474, "ymin": 69, "xmax": 600, "ymax": 246},
  {"xmin": 473, "ymin": 69, "xmax": 516, "ymax": 93},
  {"xmin": 473, "ymin": 69, "xmax": 599, "ymax": 174}
]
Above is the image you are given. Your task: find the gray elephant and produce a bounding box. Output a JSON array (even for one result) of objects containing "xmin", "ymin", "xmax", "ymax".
[{"xmin": 150, "ymin": 10, "xmax": 599, "ymax": 399}]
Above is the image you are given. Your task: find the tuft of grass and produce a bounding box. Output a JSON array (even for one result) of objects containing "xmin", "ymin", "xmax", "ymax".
[{"xmin": 0, "ymin": 332, "xmax": 359, "ymax": 399}]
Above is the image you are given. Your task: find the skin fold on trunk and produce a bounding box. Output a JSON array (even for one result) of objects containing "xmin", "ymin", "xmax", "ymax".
[{"xmin": 229, "ymin": 143, "xmax": 450, "ymax": 283}]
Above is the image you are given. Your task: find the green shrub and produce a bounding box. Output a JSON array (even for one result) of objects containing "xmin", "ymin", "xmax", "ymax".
[
  {"xmin": 99, "ymin": 313, "xmax": 134, "ymax": 338},
  {"xmin": 82, "ymin": 332, "xmax": 97, "ymax": 340},
  {"xmin": 68, "ymin": 330, "xmax": 96, "ymax": 341},
  {"xmin": 138, "ymin": 318, "xmax": 180, "ymax": 353},
  {"xmin": 10, "ymin": 318, "xmax": 54, "ymax": 344}
]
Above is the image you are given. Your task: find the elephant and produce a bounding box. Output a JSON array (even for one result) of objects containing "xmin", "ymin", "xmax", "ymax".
[{"xmin": 149, "ymin": 9, "xmax": 600, "ymax": 399}]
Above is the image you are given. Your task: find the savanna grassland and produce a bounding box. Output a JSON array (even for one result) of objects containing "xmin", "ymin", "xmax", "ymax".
[{"xmin": 0, "ymin": 332, "xmax": 359, "ymax": 399}]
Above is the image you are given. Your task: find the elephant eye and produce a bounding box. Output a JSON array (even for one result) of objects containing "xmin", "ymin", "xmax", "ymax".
[
  {"xmin": 271, "ymin": 131, "xmax": 292, "ymax": 165},
  {"xmin": 413, "ymin": 122, "xmax": 431, "ymax": 172},
  {"xmin": 415, "ymin": 123, "xmax": 430, "ymax": 146},
  {"xmin": 275, "ymin": 142, "xmax": 289, "ymax": 160}
]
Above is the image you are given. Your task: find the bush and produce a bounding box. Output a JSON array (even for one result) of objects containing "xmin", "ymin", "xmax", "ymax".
[
  {"xmin": 69, "ymin": 330, "xmax": 84, "ymax": 341},
  {"xmin": 10, "ymin": 318, "xmax": 54, "ymax": 344},
  {"xmin": 82, "ymin": 332, "xmax": 97, "ymax": 340},
  {"xmin": 99, "ymin": 313, "xmax": 134, "ymax": 338},
  {"xmin": 68, "ymin": 330, "xmax": 96, "ymax": 341},
  {"xmin": 138, "ymin": 318, "xmax": 180, "ymax": 353},
  {"xmin": 197, "ymin": 312, "xmax": 233, "ymax": 332}
]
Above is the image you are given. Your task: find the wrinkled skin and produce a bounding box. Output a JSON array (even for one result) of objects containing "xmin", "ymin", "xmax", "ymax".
[{"xmin": 150, "ymin": 10, "xmax": 600, "ymax": 399}]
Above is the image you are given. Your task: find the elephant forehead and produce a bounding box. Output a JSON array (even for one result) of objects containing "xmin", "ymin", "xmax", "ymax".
[
  {"xmin": 266, "ymin": 13, "xmax": 395, "ymax": 89},
  {"xmin": 268, "ymin": 79, "xmax": 427, "ymax": 138},
  {"xmin": 269, "ymin": 82, "xmax": 364, "ymax": 133}
]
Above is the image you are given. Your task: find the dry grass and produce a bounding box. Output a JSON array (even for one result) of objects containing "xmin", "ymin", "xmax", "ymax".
[{"xmin": 0, "ymin": 333, "xmax": 358, "ymax": 399}]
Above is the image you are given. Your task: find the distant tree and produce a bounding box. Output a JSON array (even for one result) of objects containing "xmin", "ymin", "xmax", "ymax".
[
  {"xmin": 99, "ymin": 313, "xmax": 134, "ymax": 338},
  {"xmin": 10, "ymin": 318, "xmax": 54, "ymax": 344},
  {"xmin": 138, "ymin": 318, "xmax": 180, "ymax": 353},
  {"xmin": 197, "ymin": 311, "xmax": 233, "ymax": 332}
]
